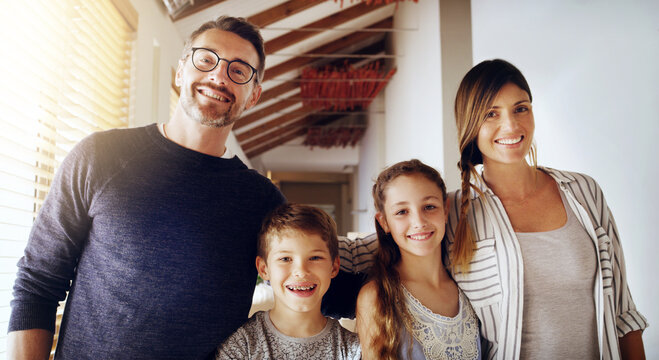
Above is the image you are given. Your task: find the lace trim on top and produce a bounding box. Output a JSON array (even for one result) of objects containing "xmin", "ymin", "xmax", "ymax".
[{"xmin": 402, "ymin": 286, "xmax": 480, "ymax": 359}]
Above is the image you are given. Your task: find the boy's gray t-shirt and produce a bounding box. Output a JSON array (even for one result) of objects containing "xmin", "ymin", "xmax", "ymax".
[{"xmin": 216, "ymin": 311, "xmax": 361, "ymax": 360}]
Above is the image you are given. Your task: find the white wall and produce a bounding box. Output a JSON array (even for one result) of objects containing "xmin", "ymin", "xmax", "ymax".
[
  {"xmin": 355, "ymin": 92, "xmax": 386, "ymax": 232},
  {"xmin": 439, "ymin": 0, "xmax": 472, "ymax": 192},
  {"xmin": 383, "ymin": 0, "xmax": 444, "ymax": 172},
  {"xmin": 471, "ymin": 0, "xmax": 659, "ymax": 355},
  {"xmin": 129, "ymin": 0, "xmax": 183, "ymax": 128}
]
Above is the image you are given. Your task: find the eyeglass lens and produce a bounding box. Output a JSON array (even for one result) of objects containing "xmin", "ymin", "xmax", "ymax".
[{"xmin": 192, "ymin": 48, "xmax": 254, "ymax": 84}]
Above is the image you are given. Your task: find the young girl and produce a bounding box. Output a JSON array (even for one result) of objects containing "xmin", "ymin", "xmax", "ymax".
[{"xmin": 355, "ymin": 159, "xmax": 480, "ymax": 360}]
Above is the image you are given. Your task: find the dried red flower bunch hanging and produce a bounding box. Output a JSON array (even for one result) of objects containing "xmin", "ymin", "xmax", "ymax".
[{"xmin": 300, "ymin": 61, "xmax": 396, "ymax": 111}]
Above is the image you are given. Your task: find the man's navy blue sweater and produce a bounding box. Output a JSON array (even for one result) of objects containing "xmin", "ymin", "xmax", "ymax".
[{"xmin": 9, "ymin": 124, "xmax": 285, "ymax": 359}]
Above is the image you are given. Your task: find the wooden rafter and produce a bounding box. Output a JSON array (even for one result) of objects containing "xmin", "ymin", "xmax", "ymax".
[
  {"xmin": 248, "ymin": 0, "xmax": 326, "ymax": 27},
  {"xmin": 246, "ymin": 128, "xmax": 307, "ymax": 158},
  {"xmin": 236, "ymin": 105, "xmax": 317, "ymax": 142},
  {"xmin": 243, "ymin": 112, "xmax": 344, "ymax": 155},
  {"xmin": 169, "ymin": 0, "xmax": 227, "ymax": 21},
  {"xmin": 263, "ymin": 17, "xmax": 393, "ymax": 82},
  {"xmin": 242, "ymin": 115, "xmax": 317, "ymax": 152},
  {"xmin": 170, "ymin": 0, "xmax": 325, "ymax": 24},
  {"xmin": 259, "ymin": 80, "xmax": 299, "ymax": 104},
  {"xmin": 244, "ymin": 112, "xmax": 345, "ymax": 158},
  {"xmin": 264, "ymin": 2, "xmax": 388, "ymax": 54},
  {"xmin": 234, "ymin": 92, "xmax": 302, "ymax": 130}
]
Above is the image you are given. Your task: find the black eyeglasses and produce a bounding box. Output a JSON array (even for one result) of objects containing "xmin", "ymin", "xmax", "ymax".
[{"xmin": 190, "ymin": 47, "xmax": 257, "ymax": 85}]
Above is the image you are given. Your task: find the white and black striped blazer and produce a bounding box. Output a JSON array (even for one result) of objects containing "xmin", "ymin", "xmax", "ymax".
[{"xmin": 338, "ymin": 167, "xmax": 648, "ymax": 360}]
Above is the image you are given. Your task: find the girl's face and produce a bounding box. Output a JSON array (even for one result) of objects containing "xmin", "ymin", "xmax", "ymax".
[
  {"xmin": 376, "ymin": 174, "xmax": 448, "ymax": 259},
  {"xmin": 477, "ymin": 82, "xmax": 534, "ymax": 167}
]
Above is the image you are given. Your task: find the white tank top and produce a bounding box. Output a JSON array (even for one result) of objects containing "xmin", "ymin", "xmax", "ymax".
[{"xmin": 515, "ymin": 190, "xmax": 599, "ymax": 359}]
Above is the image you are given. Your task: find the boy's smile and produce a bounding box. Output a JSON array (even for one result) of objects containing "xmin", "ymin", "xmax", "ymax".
[
  {"xmin": 285, "ymin": 282, "xmax": 317, "ymax": 297},
  {"xmin": 257, "ymin": 231, "xmax": 339, "ymax": 315}
]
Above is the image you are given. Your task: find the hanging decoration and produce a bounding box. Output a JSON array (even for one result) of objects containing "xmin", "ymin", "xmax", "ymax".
[
  {"xmin": 303, "ymin": 118, "xmax": 367, "ymax": 149},
  {"xmin": 300, "ymin": 61, "xmax": 396, "ymax": 111},
  {"xmin": 333, "ymin": 0, "xmax": 418, "ymax": 8}
]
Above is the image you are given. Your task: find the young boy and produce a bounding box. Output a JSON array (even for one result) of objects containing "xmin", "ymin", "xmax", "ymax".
[{"xmin": 215, "ymin": 203, "xmax": 361, "ymax": 359}]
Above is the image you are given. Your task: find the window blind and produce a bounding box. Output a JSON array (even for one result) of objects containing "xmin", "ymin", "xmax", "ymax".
[{"xmin": 0, "ymin": 1, "xmax": 135, "ymax": 357}]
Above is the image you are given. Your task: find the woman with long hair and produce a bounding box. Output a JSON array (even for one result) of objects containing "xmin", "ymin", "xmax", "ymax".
[
  {"xmin": 449, "ymin": 59, "xmax": 647, "ymax": 359},
  {"xmin": 355, "ymin": 159, "xmax": 480, "ymax": 359}
]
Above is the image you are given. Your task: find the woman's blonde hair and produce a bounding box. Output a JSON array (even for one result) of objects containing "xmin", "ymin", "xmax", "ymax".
[
  {"xmin": 453, "ymin": 59, "xmax": 535, "ymax": 271},
  {"xmin": 370, "ymin": 159, "xmax": 447, "ymax": 359}
]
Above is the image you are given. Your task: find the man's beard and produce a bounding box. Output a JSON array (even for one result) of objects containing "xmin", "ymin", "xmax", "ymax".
[{"xmin": 180, "ymin": 82, "xmax": 242, "ymax": 128}]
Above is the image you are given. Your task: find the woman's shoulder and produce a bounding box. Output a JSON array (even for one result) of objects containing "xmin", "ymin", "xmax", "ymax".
[
  {"xmin": 541, "ymin": 166, "xmax": 597, "ymax": 183},
  {"xmin": 541, "ymin": 167, "xmax": 604, "ymax": 194}
]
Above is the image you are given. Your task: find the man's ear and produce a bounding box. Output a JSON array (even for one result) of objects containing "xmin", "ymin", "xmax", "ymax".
[
  {"xmin": 175, "ymin": 60, "xmax": 184, "ymax": 88},
  {"xmin": 245, "ymin": 84, "xmax": 262, "ymax": 110},
  {"xmin": 330, "ymin": 257, "xmax": 340, "ymax": 279},
  {"xmin": 375, "ymin": 212, "xmax": 389, "ymax": 233},
  {"xmin": 255, "ymin": 256, "xmax": 269, "ymax": 280}
]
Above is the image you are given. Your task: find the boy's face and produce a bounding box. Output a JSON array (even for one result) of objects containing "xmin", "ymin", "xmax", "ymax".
[{"xmin": 256, "ymin": 231, "xmax": 340, "ymax": 315}]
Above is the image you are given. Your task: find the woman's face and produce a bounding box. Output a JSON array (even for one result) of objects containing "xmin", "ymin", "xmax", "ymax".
[{"xmin": 477, "ymin": 82, "xmax": 534, "ymax": 167}]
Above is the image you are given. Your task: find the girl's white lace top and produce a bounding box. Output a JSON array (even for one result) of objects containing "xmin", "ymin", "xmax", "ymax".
[{"xmin": 401, "ymin": 286, "xmax": 480, "ymax": 359}]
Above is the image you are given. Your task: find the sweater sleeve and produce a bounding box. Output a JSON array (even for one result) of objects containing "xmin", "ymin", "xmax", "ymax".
[
  {"xmin": 337, "ymin": 233, "xmax": 378, "ymax": 273},
  {"xmin": 9, "ymin": 136, "xmax": 97, "ymax": 332}
]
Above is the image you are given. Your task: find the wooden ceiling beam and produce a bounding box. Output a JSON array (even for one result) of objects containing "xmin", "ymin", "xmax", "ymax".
[
  {"xmin": 246, "ymin": 111, "xmax": 344, "ymax": 157},
  {"xmin": 248, "ymin": 0, "xmax": 326, "ymax": 28},
  {"xmin": 246, "ymin": 128, "xmax": 308, "ymax": 158},
  {"xmin": 171, "ymin": 0, "xmax": 324, "ymax": 25},
  {"xmin": 170, "ymin": 0, "xmax": 227, "ymax": 21},
  {"xmin": 236, "ymin": 105, "xmax": 317, "ymax": 142},
  {"xmin": 242, "ymin": 115, "xmax": 316, "ymax": 152},
  {"xmin": 234, "ymin": 92, "xmax": 301, "ymax": 130},
  {"xmin": 263, "ymin": 17, "xmax": 393, "ymax": 82},
  {"xmin": 259, "ymin": 80, "xmax": 299, "ymax": 104},
  {"xmin": 241, "ymin": 111, "xmax": 344, "ymax": 151},
  {"xmin": 265, "ymin": 2, "xmax": 388, "ymax": 54}
]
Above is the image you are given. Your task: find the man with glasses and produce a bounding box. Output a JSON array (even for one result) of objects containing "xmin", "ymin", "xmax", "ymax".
[{"xmin": 8, "ymin": 16, "xmax": 285, "ymax": 359}]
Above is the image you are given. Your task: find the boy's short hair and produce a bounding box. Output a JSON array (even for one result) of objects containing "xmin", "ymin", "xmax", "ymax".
[{"xmin": 257, "ymin": 203, "xmax": 338, "ymax": 260}]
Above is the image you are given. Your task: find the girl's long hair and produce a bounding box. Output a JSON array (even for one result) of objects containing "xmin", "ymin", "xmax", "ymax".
[
  {"xmin": 369, "ymin": 159, "xmax": 447, "ymax": 359},
  {"xmin": 453, "ymin": 59, "xmax": 534, "ymax": 272}
]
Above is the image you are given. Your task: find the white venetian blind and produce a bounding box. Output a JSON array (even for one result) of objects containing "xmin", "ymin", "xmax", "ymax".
[{"xmin": 0, "ymin": 1, "xmax": 136, "ymax": 357}]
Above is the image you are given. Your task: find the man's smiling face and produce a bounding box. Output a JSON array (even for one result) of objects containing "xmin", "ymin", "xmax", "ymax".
[{"xmin": 176, "ymin": 29, "xmax": 261, "ymax": 128}]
